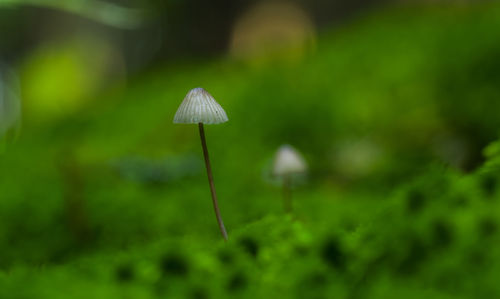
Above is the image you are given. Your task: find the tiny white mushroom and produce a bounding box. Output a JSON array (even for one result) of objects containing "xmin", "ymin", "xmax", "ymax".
[
  {"xmin": 273, "ymin": 145, "xmax": 307, "ymax": 176},
  {"xmin": 272, "ymin": 145, "xmax": 308, "ymax": 213},
  {"xmin": 173, "ymin": 87, "xmax": 229, "ymax": 241},
  {"xmin": 174, "ymin": 87, "xmax": 228, "ymax": 124}
]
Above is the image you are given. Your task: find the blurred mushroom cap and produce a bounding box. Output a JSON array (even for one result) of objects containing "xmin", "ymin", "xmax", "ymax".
[
  {"xmin": 173, "ymin": 87, "xmax": 228, "ymax": 124},
  {"xmin": 273, "ymin": 145, "xmax": 307, "ymax": 176}
]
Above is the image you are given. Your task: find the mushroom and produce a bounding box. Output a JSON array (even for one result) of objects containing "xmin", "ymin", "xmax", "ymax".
[
  {"xmin": 174, "ymin": 87, "xmax": 229, "ymax": 241},
  {"xmin": 273, "ymin": 145, "xmax": 307, "ymax": 213}
]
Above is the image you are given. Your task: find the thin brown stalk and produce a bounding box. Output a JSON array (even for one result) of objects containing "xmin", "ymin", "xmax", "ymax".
[
  {"xmin": 198, "ymin": 122, "xmax": 228, "ymax": 241},
  {"xmin": 283, "ymin": 174, "xmax": 293, "ymax": 214}
]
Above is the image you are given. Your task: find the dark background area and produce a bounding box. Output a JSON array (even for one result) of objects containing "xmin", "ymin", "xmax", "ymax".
[{"xmin": 1, "ymin": 0, "xmax": 397, "ymax": 67}]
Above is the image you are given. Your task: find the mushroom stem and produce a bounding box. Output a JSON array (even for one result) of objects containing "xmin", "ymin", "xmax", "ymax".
[
  {"xmin": 283, "ymin": 174, "xmax": 292, "ymax": 213},
  {"xmin": 198, "ymin": 122, "xmax": 228, "ymax": 241}
]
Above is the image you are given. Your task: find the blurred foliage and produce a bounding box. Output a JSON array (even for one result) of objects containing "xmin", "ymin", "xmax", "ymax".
[
  {"xmin": 20, "ymin": 36, "xmax": 124, "ymax": 120},
  {"xmin": 0, "ymin": 0, "xmax": 143, "ymax": 28},
  {"xmin": 1, "ymin": 2, "xmax": 500, "ymax": 298}
]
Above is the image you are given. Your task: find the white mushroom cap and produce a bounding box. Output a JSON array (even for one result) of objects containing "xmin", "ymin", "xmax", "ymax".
[
  {"xmin": 173, "ymin": 87, "xmax": 228, "ymax": 124},
  {"xmin": 273, "ymin": 145, "xmax": 307, "ymax": 176}
]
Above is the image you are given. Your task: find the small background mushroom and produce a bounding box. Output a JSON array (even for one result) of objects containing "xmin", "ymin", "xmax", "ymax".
[{"xmin": 272, "ymin": 144, "xmax": 308, "ymax": 213}]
